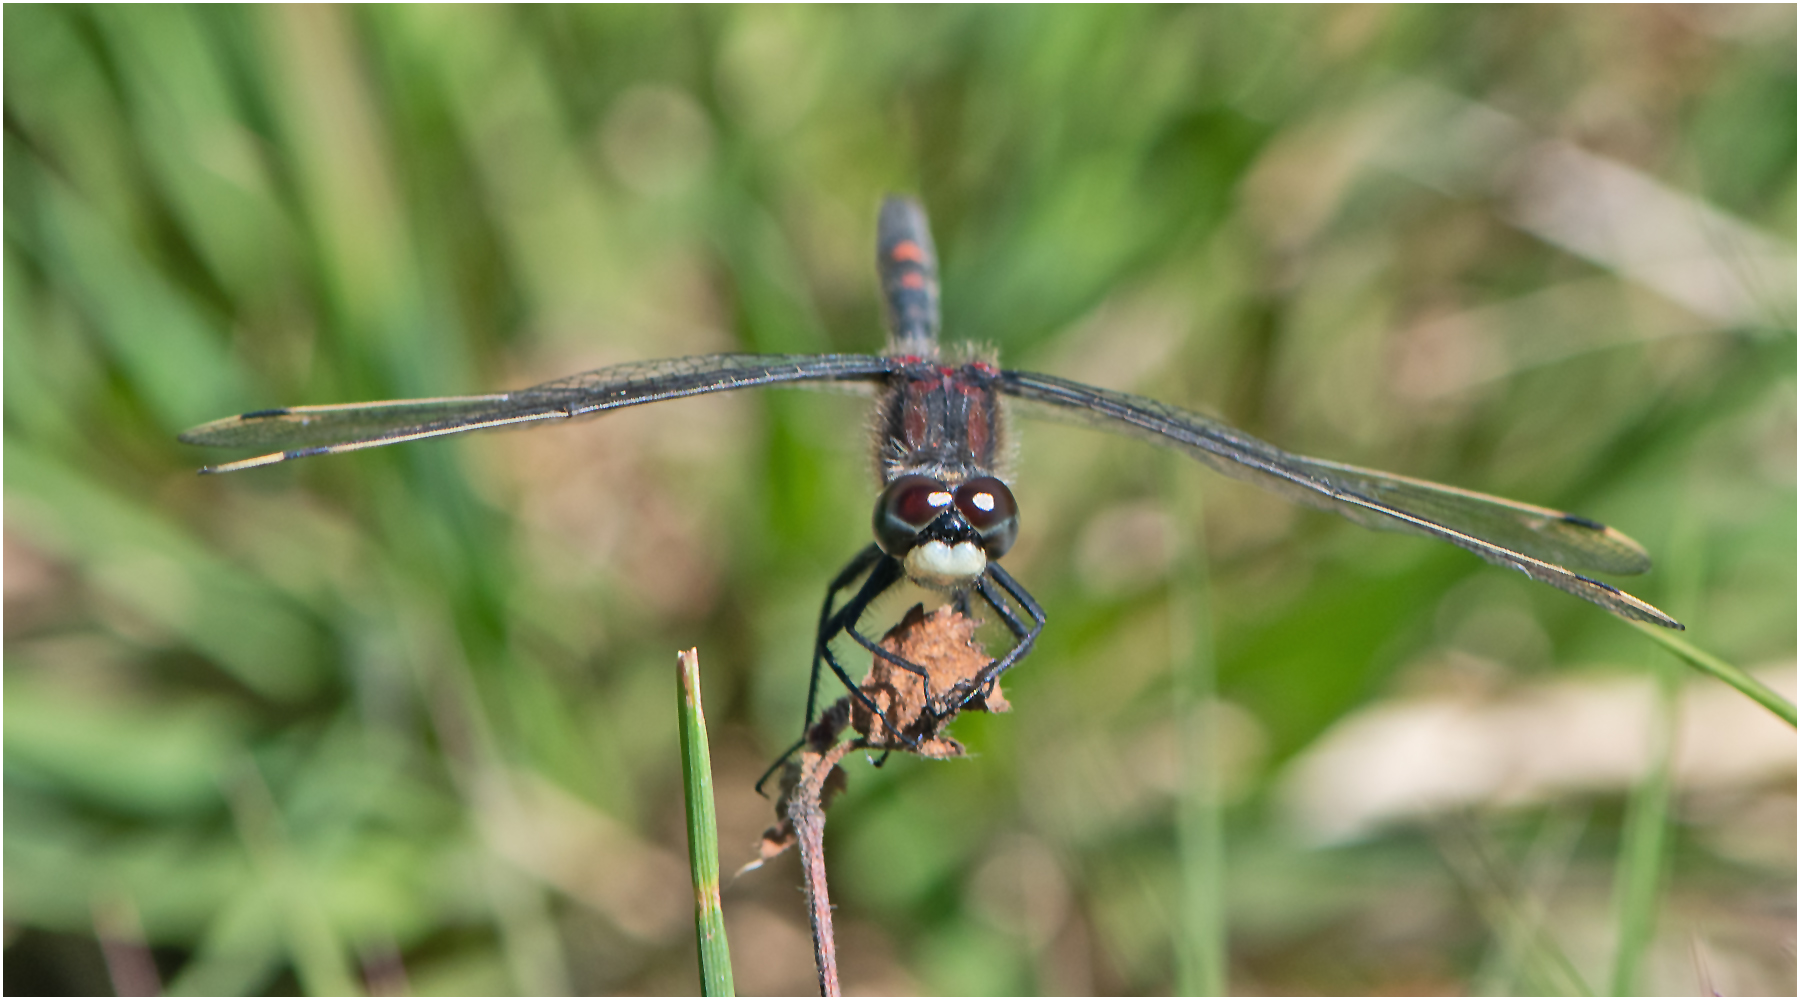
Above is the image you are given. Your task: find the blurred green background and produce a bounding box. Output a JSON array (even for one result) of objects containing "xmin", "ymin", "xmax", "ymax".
[{"xmin": 5, "ymin": 5, "xmax": 1794, "ymax": 995}]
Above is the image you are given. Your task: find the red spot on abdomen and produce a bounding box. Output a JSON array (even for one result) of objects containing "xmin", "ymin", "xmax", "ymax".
[
  {"xmin": 891, "ymin": 240, "xmax": 927, "ymax": 263},
  {"xmin": 901, "ymin": 272, "xmax": 926, "ymax": 290}
]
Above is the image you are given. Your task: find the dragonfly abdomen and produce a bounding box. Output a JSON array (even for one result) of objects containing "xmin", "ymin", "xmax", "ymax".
[{"xmin": 877, "ymin": 196, "xmax": 941, "ymax": 359}]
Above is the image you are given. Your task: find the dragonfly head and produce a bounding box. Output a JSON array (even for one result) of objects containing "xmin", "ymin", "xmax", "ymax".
[{"xmin": 874, "ymin": 474, "xmax": 1018, "ymax": 589}]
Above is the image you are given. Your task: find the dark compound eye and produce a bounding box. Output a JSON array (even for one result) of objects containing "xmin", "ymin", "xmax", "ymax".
[
  {"xmin": 954, "ymin": 476, "xmax": 1018, "ymax": 557},
  {"xmin": 874, "ymin": 475, "xmax": 952, "ymax": 555}
]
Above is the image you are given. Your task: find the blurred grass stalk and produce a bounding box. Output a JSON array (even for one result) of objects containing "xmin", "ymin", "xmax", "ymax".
[
  {"xmin": 1171, "ymin": 458, "xmax": 1226, "ymax": 996},
  {"xmin": 676, "ymin": 649, "xmax": 736, "ymax": 997},
  {"xmin": 225, "ymin": 761, "xmax": 360, "ymax": 998},
  {"xmin": 1608, "ymin": 649, "xmax": 1678, "ymax": 996},
  {"xmin": 1631, "ymin": 623, "xmax": 1796, "ymax": 727},
  {"xmin": 1463, "ymin": 810, "xmax": 1592, "ymax": 995},
  {"xmin": 1610, "ymin": 499, "xmax": 1700, "ymax": 996}
]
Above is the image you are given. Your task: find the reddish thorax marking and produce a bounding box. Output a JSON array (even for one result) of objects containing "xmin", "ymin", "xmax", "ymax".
[
  {"xmin": 883, "ymin": 360, "xmax": 1004, "ymax": 481},
  {"xmin": 903, "ymin": 380, "xmax": 931, "ymax": 451},
  {"xmin": 964, "ymin": 389, "xmax": 990, "ymax": 461}
]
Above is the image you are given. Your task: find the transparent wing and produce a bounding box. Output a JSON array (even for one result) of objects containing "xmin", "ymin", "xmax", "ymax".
[
  {"xmin": 999, "ymin": 370, "xmax": 1681, "ymax": 629},
  {"xmin": 180, "ymin": 353, "xmax": 897, "ymax": 473}
]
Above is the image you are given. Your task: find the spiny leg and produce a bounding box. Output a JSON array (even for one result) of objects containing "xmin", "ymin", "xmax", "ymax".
[
  {"xmin": 976, "ymin": 573, "xmax": 1031, "ymax": 640},
  {"xmin": 820, "ymin": 554, "xmax": 926, "ymax": 741},
  {"xmin": 753, "ymin": 735, "xmax": 808, "ymax": 797},
  {"xmin": 759, "ymin": 545, "xmax": 901, "ymax": 796},
  {"xmin": 982, "ymin": 563, "xmax": 1047, "ymax": 665},
  {"xmin": 937, "ymin": 564, "xmax": 1046, "ymax": 714},
  {"xmin": 803, "ymin": 544, "xmax": 885, "ymax": 730},
  {"xmin": 842, "ymin": 602, "xmax": 938, "ymax": 687}
]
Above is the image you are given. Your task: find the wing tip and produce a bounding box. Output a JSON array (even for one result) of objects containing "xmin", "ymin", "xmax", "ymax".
[
  {"xmin": 1588, "ymin": 575, "xmax": 1683, "ymax": 630},
  {"xmin": 1635, "ymin": 604, "xmax": 1686, "ymax": 630},
  {"xmin": 1569, "ymin": 564, "xmax": 1677, "ymax": 629}
]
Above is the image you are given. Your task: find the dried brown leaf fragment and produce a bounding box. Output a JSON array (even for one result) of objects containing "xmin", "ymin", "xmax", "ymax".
[{"xmin": 853, "ymin": 603, "xmax": 1010, "ymax": 754}]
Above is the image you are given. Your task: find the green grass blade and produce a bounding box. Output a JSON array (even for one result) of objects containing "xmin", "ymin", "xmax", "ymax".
[
  {"xmin": 1608, "ymin": 652, "xmax": 1677, "ymax": 996},
  {"xmin": 1469, "ymin": 810, "xmax": 1589, "ymax": 996},
  {"xmin": 1630, "ymin": 623, "xmax": 1796, "ymax": 726},
  {"xmin": 224, "ymin": 763, "xmax": 360, "ymax": 998},
  {"xmin": 1172, "ymin": 459, "xmax": 1227, "ymax": 996},
  {"xmin": 676, "ymin": 649, "xmax": 736, "ymax": 997},
  {"xmin": 1442, "ymin": 824, "xmax": 1593, "ymax": 997}
]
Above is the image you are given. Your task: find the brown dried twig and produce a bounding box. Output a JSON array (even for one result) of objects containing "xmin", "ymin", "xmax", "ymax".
[
  {"xmin": 788, "ymin": 738, "xmax": 854, "ymax": 996},
  {"xmin": 756, "ymin": 604, "xmax": 1009, "ymax": 996}
]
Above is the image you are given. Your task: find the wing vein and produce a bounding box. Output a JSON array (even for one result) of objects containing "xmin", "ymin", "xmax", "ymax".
[
  {"xmin": 180, "ymin": 353, "xmax": 897, "ymax": 471},
  {"xmin": 999, "ymin": 369, "xmax": 1679, "ymax": 629}
]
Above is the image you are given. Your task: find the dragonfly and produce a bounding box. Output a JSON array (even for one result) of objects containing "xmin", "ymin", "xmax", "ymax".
[{"xmin": 181, "ymin": 197, "xmax": 1682, "ymax": 743}]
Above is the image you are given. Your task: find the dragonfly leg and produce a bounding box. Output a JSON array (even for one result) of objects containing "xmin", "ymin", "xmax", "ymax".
[
  {"xmin": 815, "ymin": 550, "xmax": 923, "ymax": 744},
  {"xmin": 976, "ymin": 571, "xmax": 1032, "ymax": 640},
  {"xmin": 753, "ymin": 735, "xmax": 808, "ymax": 797},
  {"xmin": 761, "ymin": 547, "xmax": 917, "ymax": 794},
  {"xmin": 830, "ymin": 561, "xmax": 943, "ymax": 747},
  {"xmin": 843, "ymin": 606, "xmax": 937, "ymax": 694},
  {"xmin": 936, "ymin": 563, "xmax": 1046, "ymax": 714},
  {"xmin": 984, "ymin": 563, "xmax": 1046, "ymax": 658},
  {"xmin": 950, "ymin": 589, "xmax": 975, "ymax": 616},
  {"xmin": 803, "ymin": 544, "xmax": 885, "ymax": 730}
]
